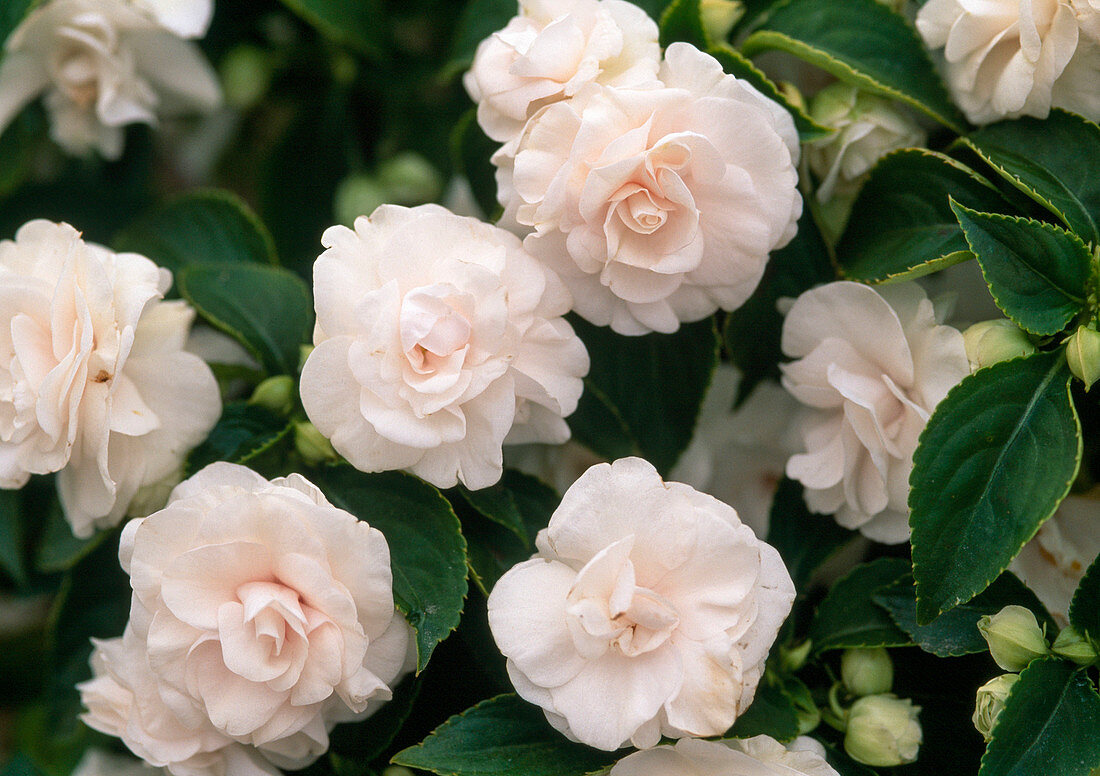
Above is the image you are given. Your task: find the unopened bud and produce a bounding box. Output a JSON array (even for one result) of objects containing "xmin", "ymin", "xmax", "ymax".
[
  {"xmin": 248, "ymin": 375, "xmax": 296, "ymax": 416},
  {"xmin": 841, "ymin": 648, "xmax": 894, "ymax": 697},
  {"xmin": 334, "ymin": 174, "xmax": 388, "ymax": 227},
  {"xmin": 972, "ymin": 673, "xmax": 1019, "ymax": 741},
  {"xmin": 1052, "ymin": 626, "xmax": 1099, "ymax": 666},
  {"xmin": 1067, "ymin": 325, "xmax": 1100, "ymax": 390},
  {"xmin": 780, "ymin": 639, "xmax": 813, "ymax": 673},
  {"xmin": 700, "ymin": 0, "xmax": 744, "ymax": 42},
  {"xmin": 978, "ymin": 605, "xmax": 1049, "ymax": 672},
  {"xmin": 377, "ymin": 152, "xmax": 443, "ymax": 205},
  {"xmin": 962, "ymin": 319, "xmax": 1035, "ymax": 371},
  {"xmin": 220, "ymin": 45, "xmax": 274, "ymax": 110},
  {"xmin": 844, "ymin": 694, "xmax": 922, "ymax": 767},
  {"xmin": 294, "ymin": 421, "xmax": 339, "ymax": 465}
]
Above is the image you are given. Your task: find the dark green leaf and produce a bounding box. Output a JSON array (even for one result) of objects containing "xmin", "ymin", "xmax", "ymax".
[
  {"xmin": 1, "ymin": 754, "xmax": 46, "ymax": 776},
  {"xmin": 448, "ymin": 0, "xmax": 519, "ymax": 75},
  {"xmin": 959, "ymin": 110, "xmax": 1100, "ymax": 245},
  {"xmin": 766, "ymin": 478, "xmax": 853, "ymax": 590},
  {"xmin": 0, "ymin": 109, "xmax": 43, "ymax": 200},
  {"xmin": 874, "ymin": 572, "xmax": 1056, "ymax": 657},
  {"xmin": 659, "ymin": 0, "xmax": 708, "ymax": 48},
  {"xmin": 276, "ymin": 0, "xmax": 385, "ymax": 58},
  {"xmin": 450, "ymin": 109, "xmax": 500, "ymax": 221},
  {"xmin": 726, "ymin": 678, "xmax": 800, "ymax": 742},
  {"xmin": 742, "ymin": 0, "xmax": 965, "ymax": 131},
  {"xmin": 330, "ymin": 675, "xmax": 421, "ymax": 765},
  {"xmin": 177, "ymin": 263, "xmax": 314, "ymax": 377},
  {"xmin": 810, "ymin": 558, "xmax": 912, "ymax": 654},
  {"xmin": 1069, "ymin": 553, "xmax": 1100, "ymax": 642},
  {"xmin": 391, "ymin": 694, "xmax": 618, "ymax": 776},
  {"xmin": 910, "ymin": 351, "xmax": 1081, "ymax": 624},
  {"xmin": 980, "ymin": 657, "xmax": 1100, "ymax": 776},
  {"xmin": 951, "ymin": 204, "xmax": 1092, "ymax": 336},
  {"xmin": 569, "ymin": 317, "xmax": 719, "ymax": 474},
  {"xmin": 34, "ymin": 500, "xmax": 103, "ymax": 574},
  {"xmin": 0, "ymin": 490, "xmax": 26, "ymax": 587},
  {"xmin": 454, "ymin": 484, "xmax": 530, "ymax": 548},
  {"xmin": 185, "ymin": 403, "xmax": 292, "ymax": 477},
  {"xmin": 113, "ymin": 190, "xmax": 278, "ymax": 283},
  {"xmin": 309, "ymin": 467, "xmax": 468, "ymax": 672},
  {"xmin": 0, "ymin": 0, "xmax": 39, "ymax": 45},
  {"xmin": 838, "ymin": 149, "xmax": 1010, "ymax": 283},
  {"xmin": 500, "ymin": 468, "xmax": 558, "ymax": 541}
]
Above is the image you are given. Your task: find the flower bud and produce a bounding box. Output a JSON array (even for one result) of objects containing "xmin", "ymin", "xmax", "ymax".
[
  {"xmin": 700, "ymin": 0, "xmax": 744, "ymax": 42},
  {"xmin": 841, "ymin": 648, "xmax": 894, "ymax": 697},
  {"xmin": 978, "ymin": 605, "xmax": 1049, "ymax": 672},
  {"xmin": 844, "ymin": 694, "xmax": 922, "ymax": 767},
  {"xmin": 962, "ymin": 319, "xmax": 1036, "ymax": 371},
  {"xmin": 972, "ymin": 674, "xmax": 1019, "ymax": 741},
  {"xmin": 377, "ymin": 152, "xmax": 444, "ymax": 206},
  {"xmin": 334, "ymin": 174, "xmax": 389, "ymax": 227},
  {"xmin": 220, "ymin": 45, "xmax": 274, "ymax": 111},
  {"xmin": 1052, "ymin": 626, "xmax": 1099, "ymax": 666},
  {"xmin": 1067, "ymin": 325, "xmax": 1100, "ymax": 390},
  {"xmin": 294, "ymin": 421, "xmax": 339, "ymax": 466},
  {"xmin": 780, "ymin": 639, "xmax": 813, "ymax": 673},
  {"xmin": 248, "ymin": 375, "xmax": 297, "ymax": 416}
]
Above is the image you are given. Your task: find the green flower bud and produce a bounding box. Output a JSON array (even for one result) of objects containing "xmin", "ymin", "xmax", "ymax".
[
  {"xmin": 334, "ymin": 174, "xmax": 389, "ymax": 227},
  {"xmin": 299, "ymin": 344, "xmax": 315, "ymax": 372},
  {"xmin": 378, "ymin": 152, "xmax": 444, "ymax": 206},
  {"xmin": 700, "ymin": 0, "xmax": 744, "ymax": 42},
  {"xmin": 248, "ymin": 375, "xmax": 296, "ymax": 416},
  {"xmin": 978, "ymin": 605, "xmax": 1049, "ymax": 672},
  {"xmin": 220, "ymin": 45, "xmax": 274, "ymax": 111},
  {"xmin": 844, "ymin": 694, "xmax": 922, "ymax": 767},
  {"xmin": 294, "ymin": 421, "xmax": 339, "ymax": 465},
  {"xmin": 962, "ymin": 319, "xmax": 1036, "ymax": 371},
  {"xmin": 1067, "ymin": 325, "xmax": 1100, "ymax": 390},
  {"xmin": 1052, "ymin": 626, "xmax": 1099, "ymax": 666},
  {"xmin": 841, "ymin": 648, "xmax": 894, "ymax": 697},
  {"xmin": 972, "ymin": 673, "xmax": 1019, "ymax": 741},
  {"xmin": 779, "ymin": 639, "xmax": 813, "ymax": 673}
]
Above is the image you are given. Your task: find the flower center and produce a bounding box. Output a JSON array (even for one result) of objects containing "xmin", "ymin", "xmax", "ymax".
[
  {"xmin": 399, "ymin": 285, "xmax": 473, "ymax": 375},
  {"xmin": 237, "ymin": 581, "xmax": 309, "ymax": 657}
]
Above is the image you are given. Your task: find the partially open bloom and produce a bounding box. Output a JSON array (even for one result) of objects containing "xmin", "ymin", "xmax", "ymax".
[
  {"xmin": 0, "ymin": 220, "xmax": 220, "ymax": 537},
  {"xmin": 488, "ymin": 457, "xmax": 795, "ymax": 750},
  {"xmin": 972, "ymin": 674, "xmax": 1019, "ymax": 741},
  {"xmin": 0, "ymin": 0, "xmax": 221, "ymax": 159},
  {"xmin": 464, "ymin": 0, "xmax": 660, "ymax": 145},
  {"xmin": 505, "ymin": 42, "xmax": 801, "ymax": 335},
  {"xmin": 608, "ymin": 735, "xmax": 840, "ymax": 776},
  {"xmin": 781, "ymin": 282, "xmax": 969, "ymax": 543},
  {"xmin": 300, "ymin": 204, "xmax": 589, "ymax": 490},
  {"xmin": 80, "ymin": 463, "xmax": 414, "ymax": 774},
  {"xmin": 844, "ymin": 694, "xmax": 922, "ymax": 767}
]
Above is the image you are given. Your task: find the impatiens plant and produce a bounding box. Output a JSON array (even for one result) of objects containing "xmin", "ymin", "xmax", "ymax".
[{"xmin": 0, "ymin": 1, "xmax": 1098, "ymax": 776}]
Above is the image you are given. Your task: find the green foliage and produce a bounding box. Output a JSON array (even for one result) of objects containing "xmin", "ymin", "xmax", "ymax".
[
  {"xmin": 910, "ymin": 351, "xmax": 1081, "ymax": 624},
  {"xmin": 185, "ymin": 403, "xmax": 293, "ymax": 477},
  {"xmin": 568, "ymin": 317, "xmax": 719, "ymax": 475},
  {"xmin": 1069, "ymin": 553, "xmax": 1100, "ymax": 643},
  {"xmin": 35, "ymin": 501, "xmax": 102, "ymax": 574},
  {"xmin": 766, "ymin": 478, "xmax": 853, "ymax": 590},
  {"xmin": 0, "ymin": 490, "xmax": 26, "ymax": 587},
  {"xmin": 177, "ymin": 264, "xmax": 314, "ymax": 377},
  {"xmin": 329, "ymin": 675, "xmax": 421, "ymax": 765},
  {"xmin": 810, "ymin": 558, "xmax": 913, "ymax": 654},
  {"xmin": 309, "ymin": 467, "xmax": 468, "ymax": 672},
  {"xmin": 276, "ymin": 0, "xmax": 386, "ymax": 59},
  {"xmin": 0, "ymin": 0, "xmax": 38, "ymax": 45},
  {"xmin": 741, "ymin": 0, "xmax": 965, "ymax": 131},
  {"xmin": 659, "ymin": 0, "xmax": 708, "ymax": 48},
  {"xmin": 959, "ymin": 111, "xmax": 1100, "ymax": 245},
  {"xmin": 450, "ymin": 110, "xmax": 500, "ymax": 221},
  {"xmin": 980, "ymin": 658, "xmax": 1100, "ymax": 776},
  {"xmin": 952, "ymin": 204, "xmax": 1092, "ymax": 336},
  {"xmin": 838, "ymin": 149, "xmax": 1009, "ymax": 283},
  {"xmin": 726, "ymin": 677, "xmax": 800, "ymax": 742},
  {"xmin": 448, "ymin": 0, "xmax": 519, "ymax": 73},
  {"xmin": 391, "ymin": 694, "xmax": 618, "ymax": 776}
]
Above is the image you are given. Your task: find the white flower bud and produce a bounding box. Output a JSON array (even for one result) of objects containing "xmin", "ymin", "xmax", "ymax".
[
  {"xmin": 248, "ymin": 375, "xmax": 297, "ymax": 416},
  {"xmin": 1067, "ymin": 326, "xmax": 1100, "ymax": 390},
  {"xmin": 962, "ymin": 319, "xmax": 1036, "ymax": 371},
  {"xmin": 844, "ymin": 694, "xmax": 922, "ymax": 767},
  {"xmin": 1052, "ymin": 626, "xmax": 1099, "ymax": 666},
  {"xmin": 700, "ymin": 0, "xmax": 744, "ymax": 42},
  {"xmin": 978, "ymin": 605, "xmax": 1050, "ymax": 672},
  {"xmin": 841, "ymin": 648, "xmax": 894, "ymax": 697},
  {"xmin": 972, "ymin": 673, "xmax": 1019, "ymax": 741}
]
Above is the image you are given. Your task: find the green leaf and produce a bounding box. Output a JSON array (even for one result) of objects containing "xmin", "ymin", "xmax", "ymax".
[
  {"xmin": 724, "ymin": 209, "xmax": 834, "ymax": 404},
  {"xmin": 177, "ymin": 263, "xmax": 314, "ymax": 377},
  {"xmin": 980, "ymin": 657, "xmax": 1100, "ymax": 776},
  {"xmin": 959, "ymin": 110, "xmax": 1100, "ymax": 245},
  {"xmin": 910, "ymin": 350, "xmax": 1081, "ymax": 624},
  {"xmin": 0, "ymin": 491, "xmax": 26, "ymax": 587},
  {"xmin": 951, "ymin": 204, "xmax": 1092, "ymax": 336},
  {"xmin": 330, "ymin": 675, "xmax": 420, "ymax": 765},
  {"xmin": 0, "ymin": 0, "xmax": 39, "ymax": 45},
  {"xmin": 726, "ymin": 678, "xmax": 800, "ymax": 742},
  {"xmin": 454, "ymin": 483, "xmax": 530, "ymax": 548},
  {"xmin": 742, "ymin": 0, "xmax": 965, "ymax": 131},
  {"xmin": 309, "ymin": 467, "xmax": 468, "ymax": 672},
  {"xmin": 569, "ymin": 317, "xmax": 719, "ymax": 475},
  {"xmin": 276, "ymin": 0, "xmax": 385, "ymax": 58},
  {"xmin": 838, "ymin": 149, "xmax": 1010, "ymax": 283},
  {"xmin": 708, "ymin": 45, "xmax": 833, "ymax": 142},
  {"xmin": 391, "ymin": 694, "xmax": 618, "ymax": 776},
  {"xmin": 0, "ymin": 109, "xmax": 44, "ymax": 200},
  {"xmin": 113, "ymin": 190, "xmax": 278, "ymax": 282},
  {"xmin": 500, "ymin": 469, "xmax": 558, "ymax": 540},
  {"xmin": 1069, "ymin": 553, "xmax": 1100, "ymax": 643},
  {"xmin": 449, "ymin": 109, "xmax": 502, "ymax": 225},
  {"xmin": 185, "ymin": 403, "xmax": 292, "ymax": 477},
  {"xmin": 874, "ymin": 572, "xmax": 1056, "ymax": 658},
  {"xmin": 34, "ymin": 500, "xmax": 103, "ymax": 574},
  {"xmin": 1, "ymin": 754, "xmax": 46, "ymax": 776},
  {"xmin": 809, "ymin": 558, "xmax": 913, "ymax": 654},
  {"xmin": 447, "ymin": 0, "xmax": 519, "ymax": 75},
  {"xmin": 765, "ymin": 478, "xmax": 853, "ymax": 590},
  {"xmin": 659, "ymin": 0, "xmax": 708, "ymax": 48}
]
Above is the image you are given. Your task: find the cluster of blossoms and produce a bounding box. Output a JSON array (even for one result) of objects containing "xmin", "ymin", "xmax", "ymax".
[{"xmin": 0, "ymin": 0, "xmax": 219, "ymax": 158}]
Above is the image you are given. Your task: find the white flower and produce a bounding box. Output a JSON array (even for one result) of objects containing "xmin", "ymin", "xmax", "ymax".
[
  {"xmin": 780, "ymin": 282, "xmax": 969, "ymax": 544},
  {"xmin": 608, "ymin": 735, "xmax": 839, "ymax": 776},
  {"xmin": 807, "ymin": 83, "xmax": 926, "ymax": 202},
  {"xmin": 505, "ymin": 42, "xmax": 801, "ymax": 335},
  {"xmin": 81, "ymin": 463, "xmax": 415, "ymax": 774},
  {"xmin": 487, "ymin": 457, "xmax": 795, "ymax": 750},
  {"xmin": 72, "ymin": 749, "xmax": 164, "ymax": 776},
  {"xmin": 463, "ymin": 0, "xmax": 660, "ymax": 145},
  {"xmin": 300, "ymin": 204, "xmax": 589, "ymax": 490},
  {"xmin": 1010, "ymin": 495, "xmax": 1100, "ymax": 624},
  {"xmin": 1050, "ymin": 33, "xmax": 1100, "ymax": 121},
  {"xmin": 0, "ymin": 220, "xmax": 221, "ymax": 538},
  {"xmin": 0, "ymin": 0, "xmax": 221, "ymax": 159},
  {"xmin": 915, "ymin": 0, "xmax": 1080, "ymax": 124},
  {"xmin": 670, "ymin": 366, "xmax": 800, "ymax": 537},
  {"xmin": 129, "ymin": 0, "xmax": 214, "ymax": 38}
]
